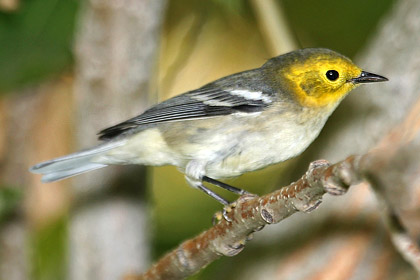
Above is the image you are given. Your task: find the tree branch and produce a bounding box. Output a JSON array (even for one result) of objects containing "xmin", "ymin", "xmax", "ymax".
[{"xmin": 126, "ymin": 152, "xmax": 401, "ymax": 279}]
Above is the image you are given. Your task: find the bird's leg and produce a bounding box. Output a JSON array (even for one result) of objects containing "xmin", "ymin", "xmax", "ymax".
[
  {"xmin": 185, "ymin": 161, "xmax": 252, "ymax": 221},
  {"xmin": 196, "ymin": 184, "xmax": 230, "ymax": 205},
  {"xmin": 201, "ymin": 176, "xmax": 256, "ymax": 223},
  {"xmin": 185, "ymin": 167, "xmax": 231, "ymax": 205},
  {"xmin": 202, "ymin": 176, "xmax": 251, "ymax": 195},
  {"xmin": 195, "ymin": 184, "xmax": 235, "ymax": 223}
]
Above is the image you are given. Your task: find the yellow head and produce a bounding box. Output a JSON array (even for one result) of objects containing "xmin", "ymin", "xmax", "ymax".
[{"xmin": 265, "ymin": 48, "xmax": 387, "ymax": 108}]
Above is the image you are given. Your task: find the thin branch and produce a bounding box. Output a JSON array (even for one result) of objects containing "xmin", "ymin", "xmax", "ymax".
[{"xmin": 128, "ymin": 155, "xmax": 371, "ymax": 280}]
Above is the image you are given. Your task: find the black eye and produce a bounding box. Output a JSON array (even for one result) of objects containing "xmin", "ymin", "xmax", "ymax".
[{"xmin": 326, "ymin": 70, "xmax": 339, "ymax": 81}]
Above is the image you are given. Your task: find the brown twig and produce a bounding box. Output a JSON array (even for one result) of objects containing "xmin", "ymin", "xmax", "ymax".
[{"xmin": 129, "ymin": 154, "xmax": 382, "ymax": 280}]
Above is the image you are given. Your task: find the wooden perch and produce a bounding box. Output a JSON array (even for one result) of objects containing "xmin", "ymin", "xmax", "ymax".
[{"xmin": 132, "ymin": 157, "xmax": 355, "ymax": 280}]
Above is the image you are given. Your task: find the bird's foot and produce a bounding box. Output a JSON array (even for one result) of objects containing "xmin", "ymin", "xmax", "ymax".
[{"xmin": 212, "ymin": 193, "xmax": 259, "ymax": 225}]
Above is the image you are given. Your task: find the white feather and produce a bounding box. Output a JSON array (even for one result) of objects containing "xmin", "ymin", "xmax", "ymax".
[{"xmin": 229, "ymin": 90, "xmax": 272, "ymax": 103}]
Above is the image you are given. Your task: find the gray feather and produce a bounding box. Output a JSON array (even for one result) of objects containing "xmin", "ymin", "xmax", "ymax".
[
  {"xmin": 98, "ymin": 69, "xmax": 276, "ymax": 140},
  {"xmin": 30, "ymin": 141, "xmax": 125, "ymax": 182}
]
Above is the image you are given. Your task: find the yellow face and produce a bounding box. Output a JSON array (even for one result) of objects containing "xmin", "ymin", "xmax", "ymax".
[{"xmin": 283, "ymin": 54, "xmax": 362, "ymax": 108}]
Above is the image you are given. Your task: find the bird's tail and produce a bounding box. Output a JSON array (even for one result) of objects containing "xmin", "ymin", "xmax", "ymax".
[{"xmin": 30, "ymin": 141, "xmax": 125, "ymax": 183}]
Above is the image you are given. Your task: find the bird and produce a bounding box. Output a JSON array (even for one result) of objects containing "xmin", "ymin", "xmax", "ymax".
[{"xmin": 30, "ymin": 48, "xmax": 388, "ymax": 205}]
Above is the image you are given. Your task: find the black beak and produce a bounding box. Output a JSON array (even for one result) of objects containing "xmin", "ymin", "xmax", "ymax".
[{"xmin": 350, "ymin": 71, "xmax": 388, "ymax": 84}]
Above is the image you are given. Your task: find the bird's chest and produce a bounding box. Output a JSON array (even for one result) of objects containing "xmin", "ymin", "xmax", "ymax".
[{"xmin": 205, "ymin": 109, "xmax": 329, "ymax": 178}]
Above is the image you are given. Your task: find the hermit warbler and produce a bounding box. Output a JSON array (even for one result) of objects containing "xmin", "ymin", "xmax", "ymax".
[{"xmin": 30, "ymin": 48, "xmax": 387, "ymax": 204}]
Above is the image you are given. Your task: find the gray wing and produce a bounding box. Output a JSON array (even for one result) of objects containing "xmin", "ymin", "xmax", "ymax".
[{"xmin": 98, "ymin": 70, "xmax": 276, "ymax": 140}]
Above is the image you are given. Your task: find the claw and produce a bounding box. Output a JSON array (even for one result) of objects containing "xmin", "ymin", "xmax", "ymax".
[
  {"xmin": 212, "ymin": 211, "xmax": 224, "ymax": 225},
  {"xmin": 217, "ymin": 239, "xmax": 246, "ymax": 256},
  {"xmin": 212, "ymin": 194, "xmax": 259, "ymax": 224},
  {"xmin": 222, "ymin": 203, "xmax": 235, "ymax": 222}
]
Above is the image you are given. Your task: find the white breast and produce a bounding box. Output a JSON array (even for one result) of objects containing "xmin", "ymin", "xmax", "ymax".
[{"xmin": 204, "ymin": 108, "xmax": 332, "ymax": 179}]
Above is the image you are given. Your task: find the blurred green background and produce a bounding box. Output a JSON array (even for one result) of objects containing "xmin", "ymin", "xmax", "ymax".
[
  {"xmin": 0, "ymin": 0, "xmax": 396, "ymax": 279},
  {"xmin": 0, "ymin": 0, "xmax": 394, "ymax": 93},
  {"xmin": 0, "ymin": 0, "xmax": 78, "ymax": 93}
]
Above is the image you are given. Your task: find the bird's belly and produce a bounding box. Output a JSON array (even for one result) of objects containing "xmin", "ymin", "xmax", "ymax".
[
  {"xmin": 97, "ymin": 127, "xmax": 184, "ymax": 166},
  {"xmin": 204, "ymin": 122, "xmax": 322, "ymax": 178}
]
